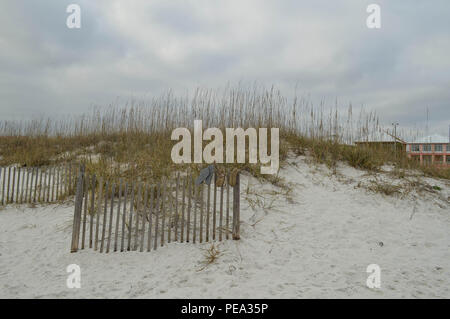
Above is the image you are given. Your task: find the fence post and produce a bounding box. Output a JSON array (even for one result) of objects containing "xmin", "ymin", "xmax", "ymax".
[
  {"xmin": 232, "ymin": 171, "xmax": 240, "ymax": 240},
  {"xmin": 71, "ymin": 165, "xmax": 85, "ymax": 253}
]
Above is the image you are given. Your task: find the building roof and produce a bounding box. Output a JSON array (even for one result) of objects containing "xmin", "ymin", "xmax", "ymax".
[
  {"xmin": 411, "ymin": 134, "xmax": 449, "ymax": 144},
  {"xmin": 355, "ymin": 130, "xmax": 406, "ymax": 143}
]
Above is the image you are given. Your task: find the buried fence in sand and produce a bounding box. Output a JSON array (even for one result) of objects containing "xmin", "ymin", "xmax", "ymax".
[
  {"xmin": 0, "ymin": 163, "xmax": 79, "ymax": 206},
  {"xmin": 70, "ymin": 166, "xmax": 241, "ymax": 253}
]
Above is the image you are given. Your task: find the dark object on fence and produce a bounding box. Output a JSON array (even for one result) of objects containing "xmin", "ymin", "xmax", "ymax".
[
  {"xmin": 69, "ymin": 169, "xmax": 241, "ymax": 253},
  {"xmin": 195, "ymin": 165, "xmax": 214, "ymax": 186},
  {"xmin": 0, "ymin": 163, "xmax": 79, "ymax": 206}
]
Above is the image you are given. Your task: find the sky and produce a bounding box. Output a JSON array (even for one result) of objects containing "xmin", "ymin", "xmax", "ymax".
[{"xmin": 1, "ymin": 0, "xmax": 449, "ymax": 137}]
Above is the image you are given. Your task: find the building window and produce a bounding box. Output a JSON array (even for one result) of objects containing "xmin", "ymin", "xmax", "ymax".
[
  {"xmin": 435, "ymin": 144, "xmax": 443, "ymax": 152},
  {"xmin": 447, "ymin": 156, "xmax": 450, "ymax": 164},
  {"xmin": 434, "ymin": 155, "xmax": 443, "ymax": 163},
  {"xmin": 423, "ymin": 144, "xmax": 431, "ymax": 152},
  {"xmin": 411, "ymin": 144, "xmax": 420, "ymax": 152},
  {"xmin": 423, "ymin": 155, "xmax": 432, "ymax": 164}
]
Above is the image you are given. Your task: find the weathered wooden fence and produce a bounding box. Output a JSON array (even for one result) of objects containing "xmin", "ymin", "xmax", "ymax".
[
  {"xmin": 0, "ymin": 163, "xmax": 79, "ymax": 206},
  {"xmin": 70, "ymin": 167, "xmax": 241, "ymax": 253}
]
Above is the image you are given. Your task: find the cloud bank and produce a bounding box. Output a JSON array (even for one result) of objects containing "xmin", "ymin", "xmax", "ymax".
[{"xmin": 0, "ymin": 0, "xmax": 449, "ymax": 135}]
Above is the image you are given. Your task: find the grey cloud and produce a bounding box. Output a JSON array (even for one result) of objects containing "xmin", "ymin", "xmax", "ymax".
[{"xmin": 0, "ymin": 0, "xmax": 449, "ymax": 136}]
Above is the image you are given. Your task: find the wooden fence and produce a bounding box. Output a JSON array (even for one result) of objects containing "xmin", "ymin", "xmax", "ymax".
[
  {"xmin": 70, "ymin": 167, "xmax": 241, "ymax": 253},
  {"xmin": 0, "ymin": 163, "xmax": 79, "ymax": 206}
]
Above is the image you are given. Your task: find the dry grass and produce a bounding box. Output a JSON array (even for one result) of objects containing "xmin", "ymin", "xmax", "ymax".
[
  {"xmin": 0, "ymin": 86, "xmax": 448, "ymax": 184},
  {"xmin": 366, "ymin": 180, "xmax": 402, "ymax": 196},
  {"xmin": 197, "ymin": 244, "xmax": 222, "ymax": 271}
]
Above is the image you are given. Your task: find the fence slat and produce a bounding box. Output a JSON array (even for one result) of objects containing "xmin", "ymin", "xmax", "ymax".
[
  {"xmin": 94, "ymin": 177, "xmax": 103, "ymax": 251},
  {"xmin": 60, "ymin": 165, "xmax": 64, "ymax": 199},
  {"xmin": 37, "ymin": 167, "xmax": 45, "ymax": 203},
  {"xmin": 28, "ymin": 167, "xmax": 34, "ymax": 204},
  {"xmin": 89, "ymin": 174, "xmax": 96, "ymax": 248},
  {"xmin": 56, "ymin": 166, "xmax": 60, "ymax": 200},
  {"xmin": 46, "ymin": 168, "xmax": 50, "ymax": 202},
  {"xmin": 7, "ymin": 166, "xmax": 10, "ymax": 204},
  {"xmin": 161, "ymin": 180, "xmax": 166, "ymax": 247},
  {"xmin": 81, "ymin": 174, "xmax": 89, "ymax": 249},
  {"xmin": 219, "ymin": 182, "xmax": 224, "ymax": 241},
  {"xmin": 50, "ymin": 167, "xmax": 54, "ymax": 201},
  {"xmin": 114, "ymin": 179, "xmax": 122, "ymax": 252},
  {"xmin": 48, "ymin": 167, "xmax": 52, "ymax": 202},
  {"xmin": 64, "ymin": 164, "xmax": 68, "ymax": 196},
  {"xmin": 186, "ymin": 175, "xmax": 192, "ymax": 243},
  {"xmin": 21, "ymin": 168, "xmax": 28, "ymax": 204},
  {"xmin": 174, "ymin": 173, "xmax": 179, "ymax": 242},
  {"xmin": 127, "ymin": 183, "xmax": 135, "ymax": 251},
  {"xmin": 134, "ymin": 183, "xmax": 142, "ymax": 251},
  {"xmin": 206, "ymin": 182, "xmax": 211, "ymax": 242},
  {"xmin": 61, "ymin": 165, "xmax": 65, "ymax": 199},
  {"xmin": 33, "ymin": 167, "xmax": 38, "ymax": 203},
  {"xmin": 1, "ymin": 167, "xmax": 5, "ymax": 205},
  {"xmin": 28, "ymin": 168, "xmax": 32, "ymax": 203},
  {"xmin": 167, "ymin": 181, "xmax": 172, "ymax": 244},
  {"xmin": 0, "ymin": 167, "xmax": 3, "ymax": 205},
  {"xmin": 6, "ymin": 167, "xmax": 11, "ymax": 204},
  {"xmin": 226, "ymin": 171, "xmax": 230, "ymax": 240},
  {"xmin": 11, "ymin": 167, "xmax": 16, "ymax": 204},
  {"xmin": 106, "ymin": 183, "xmax": 115, "ymax": 253},
  {"xmin": 20, "ymin": 168, "xmax": 24, "ymax": 204},
  {"xmin": 154, "ymin": 183, "xmax": 161, "ymax": 250},
  {"xmin": 232, "ymin": 172, "xmax": 240, "ymax": 240},
  {"xmin": 68, "ymin": 164, "xmax": 72, "ymax": 195},
  {"xmin": 200, "ymin": 184, "xmax": 204, "ymax": 243},
  {"xmin": 15, "ymin": 167, "xmax": 20, "ymax": 204},
  {"xmin": 147, "ymin": 185, "xmax": 154, "ymax": 252},
  {"xmin": 181, "ymin": 177, "xmax": 186, "ymax": 243},
  {"xmin": 100, "ymin": 181, "xmax": 109, "ymax": 253},
  {"xmin": 19, "ymin": 167, "xmax": 24, "ymax": 204},
  {"xmin": 140, "ymin": 185, "xmax": 148, "ymax": 252},
  {"xmin": 193, "ymin": 184, "xmax": 198, "ymax": 244},
  {"xmin": 25, "ymin": 168, "xmax": 30, "ymax": 204},
  {"xmin": 213, "ymin": 172, "xmax": 217, "ymax": 240},
  {"xmin": 70, "ymin": 167, "xmax": 85, "ymax": 252},
  {"xmin": 38, "ymin": 169, "xmax": 43, "ymax": 203},
  {"xmin": 43, "ymin": 168, "xmax": 47, "ymax": 203},
  {"xmin": 14, "ymin": 167, "xmax": 19, "ymax": 204},
  {"xmin": 51, "ymin": 167, "xmax": 55, "ymax": 202},
  {"xmin": 121, "ymin": 183, "xmax": 128, "ymax": 252}
]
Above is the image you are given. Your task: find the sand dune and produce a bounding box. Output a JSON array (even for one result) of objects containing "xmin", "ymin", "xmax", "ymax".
[{"xmin": 1, "ymin": 156, "xmax": 449, "ymax": 298}]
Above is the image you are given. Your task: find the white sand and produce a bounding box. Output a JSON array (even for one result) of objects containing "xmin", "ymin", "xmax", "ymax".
[{"xmin": 1, "ymin": 156, "xmax": 449, "ymax": 298}]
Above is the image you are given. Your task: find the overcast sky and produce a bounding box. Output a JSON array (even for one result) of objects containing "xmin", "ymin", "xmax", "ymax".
[{"xmin": 1, "ymin": 0, "xmax": 449, "ymax": 136}]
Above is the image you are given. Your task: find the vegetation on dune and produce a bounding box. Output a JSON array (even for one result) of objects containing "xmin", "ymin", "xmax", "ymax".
[{"xmin": 0, "ymin": 86, "xmax": 448, "ymax": 184}]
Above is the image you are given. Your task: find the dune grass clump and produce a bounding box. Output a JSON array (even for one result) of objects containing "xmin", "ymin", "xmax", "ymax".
[
  {"xmin": 198, "ymin": 244, "xmax": 222, "ymax": 271},
  {"xmin": 367, "ymin": 181, "xmax": 402, "ymax": 196}
]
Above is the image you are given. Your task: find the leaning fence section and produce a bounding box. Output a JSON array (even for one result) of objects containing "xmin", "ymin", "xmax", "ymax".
[
  {"xmin": 0, "ymin": 163, "xmax": 79, "ymax": 206},
  {"xmin": 70, "ymin": 168, "xmax": 241, "ymax": 253}
]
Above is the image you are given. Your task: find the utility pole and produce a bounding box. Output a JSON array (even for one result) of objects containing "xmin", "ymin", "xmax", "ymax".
[{"xmin": 392, "ymin": 122, "xmax": 399, "ymax": 152}]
